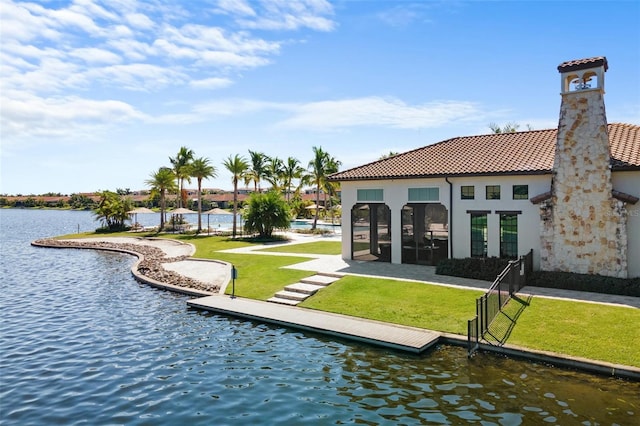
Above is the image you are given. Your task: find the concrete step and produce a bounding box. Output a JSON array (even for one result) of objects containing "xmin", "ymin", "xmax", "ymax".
[
  {"xmin": 267, "ymin": 296, "xmax": 301, "ymax": 306},
  {"xmin": 273, "ymin": 290, "xmax": 308, "ymax": 301},
  {"xmin": 285, "ymin": 282, "xmax": 325, "ymax": 295},
  {"xmin": 301, "ymin": 274, "xmax": 341, "ymax": 286}
]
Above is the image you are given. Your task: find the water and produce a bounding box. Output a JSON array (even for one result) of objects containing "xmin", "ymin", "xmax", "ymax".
[
  {"xmin": 128, "ymin": 211, "xmax": 339, "ymax": 233},
  {"xmin": 0, "ymin": 209, "xmax": 637, "ymax": 425}
]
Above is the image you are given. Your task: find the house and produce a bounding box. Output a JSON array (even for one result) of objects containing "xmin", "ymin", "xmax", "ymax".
[{"xmin": 328, "ymin": 57, "xmax": 640, "ymax": 278}]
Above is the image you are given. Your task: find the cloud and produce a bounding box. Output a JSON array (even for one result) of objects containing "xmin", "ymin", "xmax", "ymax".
[
  {"xmin": 234, "ymin": 0, "xmax": 336, "ymax": 31},
  {"xmin": 276, "ymin": 97, "xmax": 481, "ymax": 130},
  {"xmin": 125, "ymin": 12, "xmax": 155, "ymax": 30},
  {"xmin": 215, "ymin": 0, "xmax": 257, "ymax": 17},
  {"xmin": 171, "ymin": 96, "xmax": 484, "ymax": 131},
  {"xmin": 376, "ymin": 4, "xmax": 434, "ymax": 28},
  {"xmin": 1, "ymin": 0, "xmax": 331, "ymax": 100},
  {"xmin": 189, "ymin": 77, "xmax": 234, "ymax": 90},
  {"xmin": 85, "ymin": 63, "xmax": 188, "ymax": 91},
  {"xmin": 1, "ymin": 92, "xmax": 147, "ymax": 141},
  {"xmin": 69, "ymin": 47, "xmax": 122, "ymax": 65}
]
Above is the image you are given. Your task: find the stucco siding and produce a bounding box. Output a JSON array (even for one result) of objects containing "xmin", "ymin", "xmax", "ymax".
[
  {"xmin": 340, "ymin": 175, "xmax": 550, "ymax": 269},
  {"xmin": 449, "ymin": 175, "xmax": 549, "ymax": 270},
  {"xmin": 612, "ymin": 170, "xmax": 640, "ymax": 278}
]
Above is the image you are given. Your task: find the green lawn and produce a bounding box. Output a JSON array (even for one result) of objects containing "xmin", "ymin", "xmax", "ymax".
[
  {"xmin": 59, "ymin": 232, "xmax": 640, "ymax": 367},
  {"xmin": 204, "ymin": 252, "xmax": 312, "ymax": 300},
  {"xmin": 256, "ymin": 241, "xmax": 342, "ymax": 255},
  {"xmin": 174, "ymin": 235, "xmax": 314, "ymax": 299},
  {"xmin": 300, "ymin": 276, "xmax": 483, "ymax": 335},
  {"xmin": 504, "ymin": 297, "xmax": 640, "ymax": 367}
]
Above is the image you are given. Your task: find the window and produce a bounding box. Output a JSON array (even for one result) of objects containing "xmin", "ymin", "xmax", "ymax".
[
  {"xmin": 470, "ymin": 213, "xmax": 488, "ymax": 257},
  {"xmin": 357, "ymin": 189, "xmax": 383, "ymax": 202},
  {"xmin": 408, "ymin": 187, "xmax": 439, "ymax": 202},
  {"xmin": 486, "ymin": 185, "xmax": 501, "ymax": 200},
  {"xmin": 513, "ymin": 185, "xmax": 529, "ymax": 200},
  {"xmin": 500, "ymin": 214, "xmax": 518, "ymax": 259},
  {"xmin": 461, "ymin": 186, "xmax": 474, "ymax": 200}
]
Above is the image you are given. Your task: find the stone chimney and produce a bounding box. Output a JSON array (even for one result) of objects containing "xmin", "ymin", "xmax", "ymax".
[{"xmin": 540, "ymin": 56, "xmax": 628, "ymax": 278}]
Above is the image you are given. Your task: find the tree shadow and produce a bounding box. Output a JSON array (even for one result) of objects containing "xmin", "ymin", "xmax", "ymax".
[{"xmin": 483, "ymin": 294, "xmax": 532, "ymax": 346}]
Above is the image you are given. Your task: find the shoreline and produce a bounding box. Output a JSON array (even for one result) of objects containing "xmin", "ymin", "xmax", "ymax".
[{"xmin": 32, "ymin": 236, "xmax": 640, "ymax": 381}]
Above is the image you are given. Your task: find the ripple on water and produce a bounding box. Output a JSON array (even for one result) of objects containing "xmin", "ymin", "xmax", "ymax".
[{"xmin": 1, "ymin": 208, "xmax": 639, "ymax": 425}]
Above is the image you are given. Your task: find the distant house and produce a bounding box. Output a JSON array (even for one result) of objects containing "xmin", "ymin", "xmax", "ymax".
[
  {"xmin": 204, "ymin": 192, "xmax": 249, "ymax": 209},
  {"xmin": 328, "ymin": 57, "xmax": 639, "ymax": 278}
]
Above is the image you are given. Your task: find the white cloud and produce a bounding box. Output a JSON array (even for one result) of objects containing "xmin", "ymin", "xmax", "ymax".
[
  {"xmin": 85, "ymin": 63, "xmax": 187, "ymax": 91},
  {"xmin": 1, "ymin": 93, "xmax": 147, "ymax": 140},
  {"xmin": 235, "ymin": 0, "xmax": 336, "ymax": 31},
  {"xmin": 1, "ymin": 0, "xmax": 332, "ymax": 99},
  {"xmin": 125, "ymin": 12, "xmax": 155, "ymax": 30},
  {"xmin": 376, "ymin": 4, "xmax": 434, "ymax": 28},
  {"xmin": 189, "ymin": 77, "xmax": 234, "ymax": 90},
  {"xmin": 276, "ymin": 97, "xmax": 481, "ymax": 130},
  {"xmin": 69, "ymin": 47, "xmax": 122, "ymax": 65},
  {"xmin": 178, "ymin": 96, "xmax": 484, "ymax": 131},
  {"xmin": 215, "ymin": 0, "xmax": 256, "ymax": 17},
  {"xmin": 0, "ymin": 1, "xmax": 62, "ymax": 42}
]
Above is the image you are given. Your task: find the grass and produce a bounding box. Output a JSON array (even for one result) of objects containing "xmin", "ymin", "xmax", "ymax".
[
  {"xmin": 256, "ymin": 241, "xmax": 342, "ymax": 255},
  {"xmin": 56, "ymin": 231, "xmax": 640, "ymax": 367},
  {"xmin": 201, "ymin": 252, "xmax": 312, "ymax": 300},
  {"xmin": 504, "ymin": 297, "xmax": 640, "ymax": 367},
  {"xmin": 300, "ymin": 276, "xmax": 483, "ymax": 335},
  {"xmin": 173, "ymin": 235, "xmax": 314, "ymax": 300}
]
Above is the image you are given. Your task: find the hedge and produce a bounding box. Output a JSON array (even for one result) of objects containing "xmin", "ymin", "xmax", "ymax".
[
  {"xmin": 526, "ymin": 271, "xmax": 640, "ymax": 297},
  {"xmin": 436, "ymin": 257, "xmax": 640, "ymax": 297},
  {"xmin": 435, "ymin": 257, "xmax": 510, "ymax": 282}
]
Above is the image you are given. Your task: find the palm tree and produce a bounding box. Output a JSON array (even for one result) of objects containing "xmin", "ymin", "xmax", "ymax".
[
  {"xmin": 246, "ymin": 150, "xmax": 267, "ymax": 192},
  {"xmin": 379, "ymin": 151, "xmax": 399, "ymax": 159},
  {"xmin": 145, "ymin": 167, "xmax": 177, "ymax": 231},
  {"xmin": 190, "ymin": 157, "xmax": 218, "ymax": 233},
  {"xmin": 489, "ymin": 122, "xmax": 533, "ymax": 134},
  {"xmin": 263, "ymin": 156, "xmax": 284, "ymax": 192},
  {"xmin": 321, "ymin": 155, "xmax": 341, "ymax": 225},
  {"xmin": 307, "ymin": 146, "xmax": 341, "ymax": 230},
  {"xmin": 169, "ymin": 146, "xmax": 195, "ymax": 208},
  {"xmin": 223, "ymin": 154, "xmax": 249, "ymax": 237},
  {"xmin": 93, "ymin": 190, "xmax": 133, "ymax": 230},
  {"xmin": 282, "ymin": 156, "xmax": 305, "ymax": 202}
]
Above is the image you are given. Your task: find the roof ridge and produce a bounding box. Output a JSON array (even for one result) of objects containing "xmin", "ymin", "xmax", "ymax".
[{"xmin": 329, "ymin": 123, "xmax": 639, "ymax": 181}]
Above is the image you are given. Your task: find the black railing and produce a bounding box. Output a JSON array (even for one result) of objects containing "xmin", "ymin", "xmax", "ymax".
[{"xmin": 468, "ymin": 249, "xmax": 533, "ymax": 356}]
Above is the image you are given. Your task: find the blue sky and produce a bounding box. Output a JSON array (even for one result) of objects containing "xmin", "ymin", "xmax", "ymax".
[{"xmin": 1, "ymin": 0, "xmax": 639, "ymax": 195}]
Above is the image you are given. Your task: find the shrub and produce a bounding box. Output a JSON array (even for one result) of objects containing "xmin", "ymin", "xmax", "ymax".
[
  {"xmin": 526, "ymin": 271, "xmax": 640, "ymax": 297},
  {"xmin": 243, "ymin": 190, "xmax": 291, "ymax": 238},
  {"xmin": 436, "ymin": 257, "xmax": 510, "ymax": 282}
]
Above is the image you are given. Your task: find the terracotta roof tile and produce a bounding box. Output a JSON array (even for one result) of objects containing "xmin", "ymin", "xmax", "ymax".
[
  {"xmin": 557, "ymin": 56, "xmax": 608, "ymax": 72},
  {"xmin": 329, "ymin": 123, "xmax": 640, "ymax": 181}
]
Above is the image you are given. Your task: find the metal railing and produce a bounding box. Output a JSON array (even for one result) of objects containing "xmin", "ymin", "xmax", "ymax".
[{"xmin": 468, "ymin": 249, "xmax": 533, "ymax": 356}]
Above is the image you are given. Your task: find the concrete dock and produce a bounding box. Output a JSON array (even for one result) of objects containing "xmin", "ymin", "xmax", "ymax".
[{"xmin": 187, "ymin": 295, "xmax": 441, "ymax": 353}]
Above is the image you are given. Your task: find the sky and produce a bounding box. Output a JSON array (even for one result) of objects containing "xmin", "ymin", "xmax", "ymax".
[{"xmin": 1, "ymin": 0, "xmax": 639, "ymax": 195}]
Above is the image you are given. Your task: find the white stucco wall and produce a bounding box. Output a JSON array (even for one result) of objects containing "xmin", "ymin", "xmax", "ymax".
[
  {"xmin": 448, "ymin": 175, "xmax": 550, "ymax": 270},
  {"xmin": 339, "ymin": 174, "xmax": 551, "ymax": 270},
  {"xmin": 612, "ymin": 170, "xmax": 640, "ymax": 278},
  {"xmin": 339, "ymin": 178, "xmax": 451, "ymax": 264}
]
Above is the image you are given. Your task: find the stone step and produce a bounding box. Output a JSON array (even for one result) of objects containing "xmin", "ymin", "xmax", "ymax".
[
  {"xmin": 267, "ymin": 296, "xmax": 300, "ymax": 306},
  {"xmin": 273, "ymin": 290, "xmax": 308, "ymax": 301},
  {"xmin": 284, "ymin": 282, "xmax": 325, "ymax": 295},
  {"xmin": 300, "ymin": 274, "xmax": 341, "ymax": 286}
]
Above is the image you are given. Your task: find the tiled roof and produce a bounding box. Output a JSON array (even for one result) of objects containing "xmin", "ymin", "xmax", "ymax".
[
  {"xmin": 329, "ymin": 123, "xmax": 640, "ymax": 182},
  {"xmin": 557, "ymin": 56, "xmax": 608, "ymax": 72}
]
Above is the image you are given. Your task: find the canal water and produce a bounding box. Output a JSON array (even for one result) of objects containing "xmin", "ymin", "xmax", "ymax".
[{"xmin": 0, "ymin": 209, "xmax": 637, "ymax": 425}]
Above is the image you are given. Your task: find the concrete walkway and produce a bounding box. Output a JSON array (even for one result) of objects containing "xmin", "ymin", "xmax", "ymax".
[{"xmin": 220, "ymin": 234, "xmax": 640, "ymax": 309}]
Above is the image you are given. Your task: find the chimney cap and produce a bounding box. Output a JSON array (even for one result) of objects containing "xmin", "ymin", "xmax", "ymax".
[{"xmin": 558, "ymin": 56, "xmax": 608, "ymax": 73}]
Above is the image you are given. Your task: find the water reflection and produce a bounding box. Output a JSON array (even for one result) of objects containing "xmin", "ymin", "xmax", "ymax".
[{"xmin": 1, "ymin": 209, "xmax": 638, "ymax": 425}]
